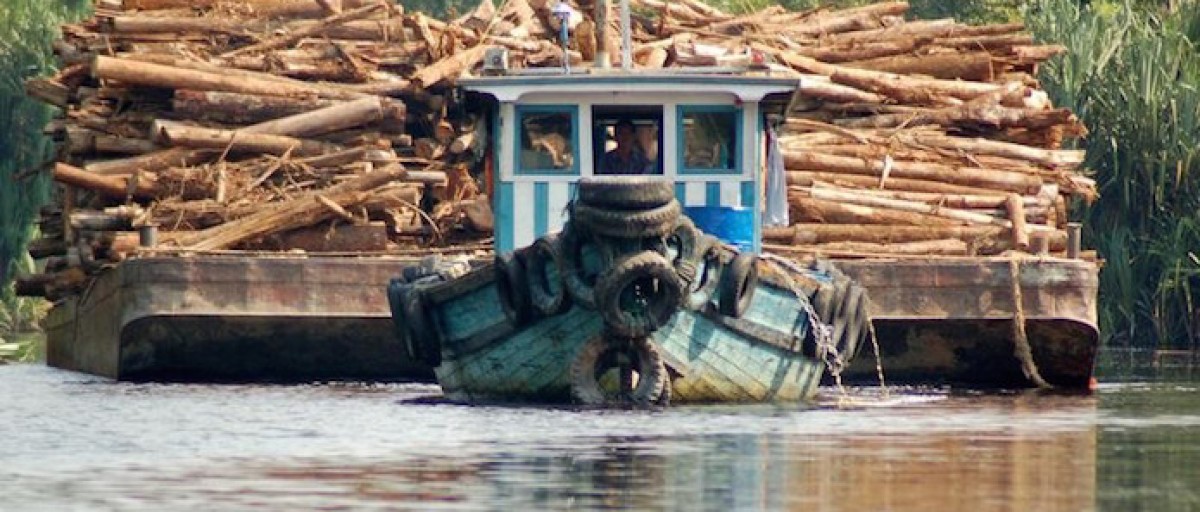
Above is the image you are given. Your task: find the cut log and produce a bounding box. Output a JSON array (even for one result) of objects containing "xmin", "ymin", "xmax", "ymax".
[
  {"xmin": 172, "ymin": 90, "xmax": 341, "ymax": 125},
  {"xmin": 165, "ymin": 165, "xmax": 405, "ymax": 250},
  {"xmin": 787, "ymin": 170, "xmax": 1007, "ymax": 196},
  {"xmin": 1006, "ymin": 193, "xmax": 1029, "ymax": 250},
  {"xmin": 55, "ymin": 163, "xmax": 159, "ymax": 198},
  {"xmin": 411, "ymin": 44, "xmax": 492, "ymax": 89},
  {"xmin": 92, "ymin": 55, "xmax": 355, "ymax": 99},
  {"xmin": 785, "ymin": 151, "xmax": 1045, "ymax": 194},
  {"xmin": 221, "ymin": 3, "xmax": 386, "ymax": 58},
  {"xmin": 789, "ymin": 194, "xmax": 961, "ymax": 226},
  {"xmin": 152, "ymin": 121, "xmax": 341, "ymax": 156}
]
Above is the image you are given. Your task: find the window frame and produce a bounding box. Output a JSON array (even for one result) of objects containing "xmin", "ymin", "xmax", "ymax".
[
  {"xmin": 513, "ymin": 104, "xmax": 581, "ymax": 176},
  {"xmin": 675, "ymin": 105, "xmax": 742, "ymax": 176}
]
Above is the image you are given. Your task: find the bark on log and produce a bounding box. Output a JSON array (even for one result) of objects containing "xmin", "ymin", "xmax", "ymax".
[
  {"xmin": 93, "ymin": 55, "xmax": 355, "ymax": 99},
  {"xmin": 789, "ymin": 194, "xmax": 961, "ymax": 226},
  {"xmin": 1006, "ymin": 193, "xmax": 1029, "ymax": 250},
  {"xmin": 785, "ymin": 151, "xmax": 1044, "ymax": 194},
  {"xmin": 153, "ymin": 121, "xmax": 341, "ymax": 156},
  {"xmin": 172, "ymin": 90, "xmax": 341, "ymax": 125},
  {"xmin": 411, "ymin": 44, "xmax": 492, "ymax": 89},
  {"xmin": 54, "ymin": 163, "xmax": 158, "ymax": 199},
  {"xmin": 787, "ymin": 170, "xmax": 1006, "ymax": 196},
  {"xmin": 221, "ymin": 3, "xmax": 386, "ymax": 57}
]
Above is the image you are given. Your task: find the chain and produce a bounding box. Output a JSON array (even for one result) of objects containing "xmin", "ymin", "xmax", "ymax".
[{"xmin": 758, "ymin": 253, "xmax": 849, "ymax": 405}]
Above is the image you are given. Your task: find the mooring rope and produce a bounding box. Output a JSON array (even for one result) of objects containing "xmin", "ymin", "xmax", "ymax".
[{"xmin": 1008, "ymin": 257, "xmax": 1052, "ymax": 389}]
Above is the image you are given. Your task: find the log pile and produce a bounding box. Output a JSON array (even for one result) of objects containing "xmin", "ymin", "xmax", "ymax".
[{"xmin": 18, "ymin": 0, "xmax": 1092, "ymax": 298}]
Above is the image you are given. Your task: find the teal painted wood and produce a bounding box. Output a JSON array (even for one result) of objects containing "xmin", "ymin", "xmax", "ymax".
[
  {"xmin": 651, "ymin": 282, "xmax": 822, "ymax": 403},
  {"xmin": 431, "ymin": 281, "xmax": 508, "ymax": 343},
  {"xmin": 435, "ymin": 306, "xmax": 604, "ymax": 403}
]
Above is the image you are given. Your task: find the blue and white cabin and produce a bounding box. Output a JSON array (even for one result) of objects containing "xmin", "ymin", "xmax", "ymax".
[{"xmin": 459, "ymin": 72, "xmax": 798, "ymax": 253}]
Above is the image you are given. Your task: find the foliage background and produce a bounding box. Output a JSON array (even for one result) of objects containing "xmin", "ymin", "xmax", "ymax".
[{"xmin": 1, "ymin": 0, "xmax": 1197, "ymax": 355}]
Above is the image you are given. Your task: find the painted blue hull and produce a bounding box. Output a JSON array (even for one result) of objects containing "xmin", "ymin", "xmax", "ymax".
[{"xmin": 407, "ymin": 265, "xmax": 828, "ymax": 405}]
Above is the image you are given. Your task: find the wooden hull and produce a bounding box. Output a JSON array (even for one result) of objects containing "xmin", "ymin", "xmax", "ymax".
[{"xmin": 420, "ymin": 266, "xmax": 826, "ymax": 405}]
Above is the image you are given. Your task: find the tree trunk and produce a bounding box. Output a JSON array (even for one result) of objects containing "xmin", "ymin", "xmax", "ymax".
[{"xmin": 152, "ymin": 121, "xmax": 341, "ymax": 156}]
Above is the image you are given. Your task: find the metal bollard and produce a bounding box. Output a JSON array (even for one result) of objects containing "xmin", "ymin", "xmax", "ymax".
[
  {"xmin": 138, "ymin": 224, "xmax": 158, "ymax": 248},
  {"xmin": 1066, "ymin": 223, "xmax": 1081, "ymax": 259}
]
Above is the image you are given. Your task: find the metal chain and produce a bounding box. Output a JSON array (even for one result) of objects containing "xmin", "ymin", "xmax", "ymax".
[{"xmin": 758, "ymin": 253, "xmax": 849, "ymax": 404}]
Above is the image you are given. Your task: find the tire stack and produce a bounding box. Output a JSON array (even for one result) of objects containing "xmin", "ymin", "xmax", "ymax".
[{"xmin": 807, "ymin": 259, "xmax": 873, "ymax": 366}]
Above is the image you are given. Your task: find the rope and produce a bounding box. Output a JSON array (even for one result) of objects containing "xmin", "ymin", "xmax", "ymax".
[{"xmin": 1008, "ymin": 257, "xmax": 1052, "ymax": 389}]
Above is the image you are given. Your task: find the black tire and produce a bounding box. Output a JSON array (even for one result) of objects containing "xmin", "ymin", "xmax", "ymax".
[
  {"xmin": 570, "ymin": 336, "xmax": 667, "ymax": 407},
  {"xmin": 718, "ymin": 252, "xmax": 759, "ymax": 318},
  {"xmin": 838, "ymin": 285, "xmax": 869, "ymax": 361},
  {"xmin": 665, "ymin": 217, "xmax": 702, "ymax": 285},
  {"xmin": 404, "ymin": 287, "xmax": 442, "ymax": 367},
  {"xmin": 526, "ymin": 236, "xmax": 572, "ymax": 316},
  {"xmin": 561, "ymin": 223, "xmax": 608, "ymax": 310},
  {"xmin": 577, "ymin": 176, "xmax": 675, "ymax": 210},
  {"xmin": 386, "ymin": 278, "xmax": 413, "ymax": 358},
  {"xmin": 684, "ymin": 237, "xmax": 722, "ymax": 311},
  {"xmin": 495, "ymin": 251, "xmax": 533, "ymax": 325},
  {"xmin": 573, "ymin": 200, "xmax": 682, "ymax": 239},
  {"xmin": 594, "ymin": 251, "xmax": 684, "ymax": 338}
]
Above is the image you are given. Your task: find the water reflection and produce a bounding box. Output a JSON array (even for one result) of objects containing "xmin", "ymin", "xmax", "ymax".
[{"xmin": 1, "ymin": 365, "xmax": 1197, "ymax": 511}]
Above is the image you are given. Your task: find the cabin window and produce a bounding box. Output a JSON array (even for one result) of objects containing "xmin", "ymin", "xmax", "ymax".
[
  {"xmin": 592, "ymin": 105, "xmax": 664, "ymax": 176},
  {"xmin": 677, "ymin": 106, "xmax": 741, "ymax": 174},
  {"xmin": 515, "ymin": 105, "xmax": 578, "ymax": 175}
]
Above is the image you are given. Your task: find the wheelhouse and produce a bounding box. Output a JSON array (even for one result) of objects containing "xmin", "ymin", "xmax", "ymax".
[{"xmin": 459, "ymin": 72, "xmax": 797, "ymax": 253}]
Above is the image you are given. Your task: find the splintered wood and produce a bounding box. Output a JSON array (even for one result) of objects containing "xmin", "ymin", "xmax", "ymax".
[{"xmin": 20, "ymin": 0, "xmax": 1093, "ymax": 299}]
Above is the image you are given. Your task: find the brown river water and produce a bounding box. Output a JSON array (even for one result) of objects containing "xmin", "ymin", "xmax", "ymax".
[{"xmin": 0, "ymin": 364, "xmax": 1197, "ymax": 511}]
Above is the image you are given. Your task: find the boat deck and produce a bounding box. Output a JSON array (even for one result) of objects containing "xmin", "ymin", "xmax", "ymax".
[{"xmin": 44, "ymin": 254, "xmax": 1099, "ymax": 385}]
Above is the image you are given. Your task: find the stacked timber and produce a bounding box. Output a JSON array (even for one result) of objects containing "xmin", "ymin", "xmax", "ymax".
[{"xmin": 17, "ymin": 0, "xmax": 1092, "ymax": 299}]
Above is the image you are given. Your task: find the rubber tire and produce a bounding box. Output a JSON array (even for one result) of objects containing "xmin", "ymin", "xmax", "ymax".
[
  {"xmin": 838, "ymin": 285, "xmax": 868, "ymax": 361},
  {"xmin": 570, "ymin": 336, "xmax": 667, "ymax": 407},
  {"xmin": 594, "ymin": 251, "xmax": 684, "ymax": 338},
  {"xmin": 577, "ymin": 176, "xmax": 675, "ymax": 210},
  {"xmin": 386, "ymin": 278, "xmax": 413, "ymax": 358},
  {"xmin": 573, "ymin": 200, "xmax": 682, "ymax": 239},
  {"xmin": 526, "ymin": 236, "xmax": 572, "ymax": 316},
  {"xmin": 404, "ymin": 286, "xmax": 442, "ymax": 367},
  {"xmin": 495, "ymin": 251, "xmax": 533, "ymax": 325},
  {"xmin": 718, "ymin": 253, "xmax": 759, "ymax": 318},
  {"xmin": 561, "ymin": 224, "xmax": 607, "ymax": 310},
  {"xmin": 666, "ymin": 217, "xmax": 702, "ymax": 285},
  {"xmin": 684, "ymin": 237, "xmax": 722, "ymax": 311}
]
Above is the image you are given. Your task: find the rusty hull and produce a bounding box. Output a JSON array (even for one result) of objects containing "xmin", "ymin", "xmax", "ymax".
[
  {"xmin": 44, "ymin": 255, "xmax": 433, "ymax": 382},
  {"xmin": 836, "ymin": 257, "xmax": 1100, "ymax": 388}
]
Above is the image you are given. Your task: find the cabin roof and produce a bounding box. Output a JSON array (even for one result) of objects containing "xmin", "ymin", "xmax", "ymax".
[{"xmin": 459, "ymin": 72, "xmax": 798, "ymax": 102}]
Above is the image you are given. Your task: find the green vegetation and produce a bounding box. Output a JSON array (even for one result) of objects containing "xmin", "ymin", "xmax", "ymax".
[
  {"xmin": 1027, "ymin": 0, "xmax": 1200, "ymax": 348},
  {"xmin": 1, "ymin": 0, "xmax": 90, "ymax": 361}
]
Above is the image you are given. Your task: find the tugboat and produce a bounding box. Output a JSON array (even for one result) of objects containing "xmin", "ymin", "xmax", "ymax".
[{"xmin": 386, "ymin": 49, "xmax": 870, "ymax": 405}]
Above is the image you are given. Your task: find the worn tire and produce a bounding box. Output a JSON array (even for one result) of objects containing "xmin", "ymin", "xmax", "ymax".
[
  {"xmin": 495, "ymin": 251, "xmax": 533, "ymax": 325},
  {"xmin": 684, "ymin": 237, "xmax": 722, "ymax": 311},
  {"xmin": 577, "ymin": 176, "xmax": 675, "ymax": 210},
  {"xmin": 665, "ymin": 217, "xmax": 703, "ymax": 285},
  {"xmin": 573, "ymin": 200, "xmax": 682, "ymax": 239},
  {"xmin": 570, "ymin": 336, "xmax": 667, "ymax": 407},
  {"xmin": 594, "ymin": 251, "xmax": 684, "ymax": 338},
  {"xmin": 404, "ymin": 286, "xmax": 442, "ymax": 367},
  {"xmin": 718, "ymin": 253, "xmax": 759, "ymax": 318},
  {"xmin": 386, "ymin": 278, "xmax": 413, "ymax": 358},
  {"xmin": 561, "ymin": 224, "xmax": 608, "ymax": 310},
  {"xmin": 526, "ymin": 236, "xmax": 571, "ymax": 316}
]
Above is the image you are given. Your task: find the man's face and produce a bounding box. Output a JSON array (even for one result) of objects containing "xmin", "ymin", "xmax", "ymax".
[{"xmin": 615, "ymin": 125, "xmax": 635, "ymax": 147}]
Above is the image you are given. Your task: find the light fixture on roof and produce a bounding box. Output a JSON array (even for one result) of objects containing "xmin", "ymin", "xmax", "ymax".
[{"xmin": 551, "ymin": 1, "xmax": 575, "ymax": 75}]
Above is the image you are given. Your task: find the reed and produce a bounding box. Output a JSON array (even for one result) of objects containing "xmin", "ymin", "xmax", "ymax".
[{"xmin": 1029, "ymin": 0, "xmax": 1200, "ymax": 348}]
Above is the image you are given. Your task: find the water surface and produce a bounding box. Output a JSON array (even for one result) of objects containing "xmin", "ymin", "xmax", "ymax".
[{"xmin": 1, "ymin": 365, "xmax": 1196, "ymax": 511}]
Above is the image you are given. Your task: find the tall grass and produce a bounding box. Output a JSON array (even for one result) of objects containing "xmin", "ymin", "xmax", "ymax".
[
  {"xmin": 1, "ymin": 0, "xmax": 91, "ymax": 361},
  {"xmin": 1028, "ymin": 0, "xmax": 1200, "ymax": 348}
]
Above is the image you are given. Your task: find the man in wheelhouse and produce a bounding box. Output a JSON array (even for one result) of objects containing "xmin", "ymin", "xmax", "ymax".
[{"xmin": 597, "ymin": 118, "xmax": 655, "ymax": 175}]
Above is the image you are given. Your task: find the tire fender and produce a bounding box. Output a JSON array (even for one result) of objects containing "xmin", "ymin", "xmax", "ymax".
[
  {"xmin": 718, "ymin": 252, "xmax": 759, "ymax": 318},
  {"xmin": 495, "ymin": 251, "xmax": 533, "ymax": 325},
  {"xmin": 594, "ymin": 251, "xmax": 684, "ymax": 338},
  {"xmin": 570, "ymin": 336, "xmax": 667, "ymax": 406},
  {"xmin": 526, "ymin": 236, "xmax": 572, "ymax": 316}
]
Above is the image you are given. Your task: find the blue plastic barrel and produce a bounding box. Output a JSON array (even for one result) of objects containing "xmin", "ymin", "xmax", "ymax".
[{"xmin": 684, "ymin": 206, "xmax": 755, "ymax": 252}]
